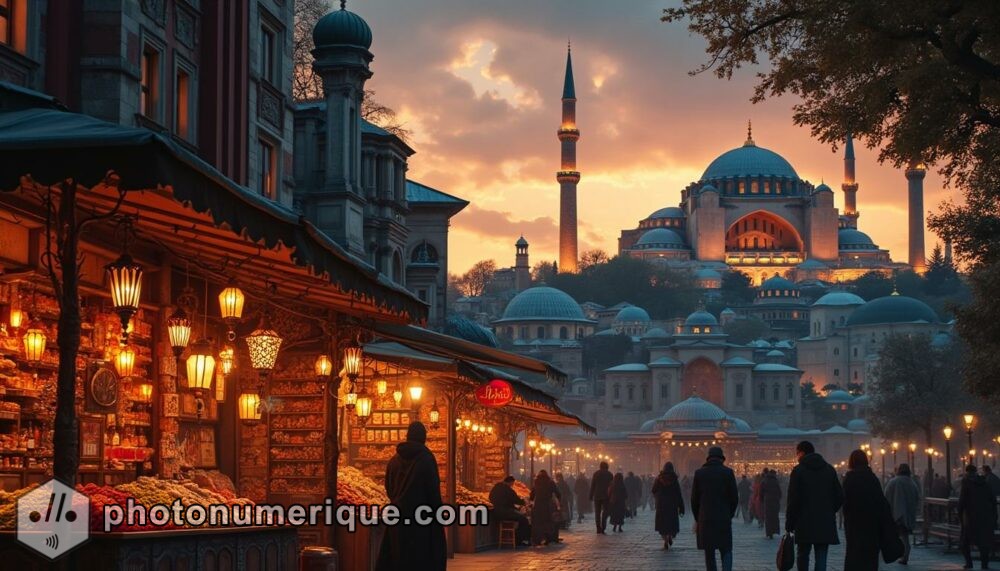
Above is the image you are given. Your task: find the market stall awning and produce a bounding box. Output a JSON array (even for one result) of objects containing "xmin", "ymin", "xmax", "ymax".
[
  {"xmin": 0, "ymin": 98, "xmax": 425, "ymax": 321},
  {"xmin": 371, "ymin": 323, "xmax": 568, "ymax": 384}
]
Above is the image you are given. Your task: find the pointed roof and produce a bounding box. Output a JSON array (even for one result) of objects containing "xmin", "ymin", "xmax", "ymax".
[{"xmin": 562, "ymin": 45, "xmax": 576, "ymax": 99}]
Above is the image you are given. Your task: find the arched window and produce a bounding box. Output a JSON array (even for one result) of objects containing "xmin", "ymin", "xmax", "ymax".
[
  {"xmin": 853, "ymin": 347, "xmax": 858, "ymax": 358},
  {"xmin": 839, "ymin": 316, "xmax": 846, "ymax": 325},
  {"xmin": 660, "ymin": 383, "xmax": 669, "ymax": 399},
  {"xmin": 759, "ymin": 383, "xmax": 766, "ymax": 401},
  {"xmin": 853, "ymin": 370, "xmax": 858, "ymax": 380},
  {"xmin": 787, "ymin": 383, "xmax": 794, "ymax": 400},
  {"xmin": 641, "ymin": 385, "xmax": 648, "ymax": 401},
  {"xmin": 537, "ymin": 326, "xmax": 546, "ymax": 339},
  {"xmin": 613, "ymin": 384, "xmax": 620, "ymax": 399},
  {"xmin": 833, "ymin": 347, "xmax": 839, "ymax": 356},
  {"xmin": 627, "ymin": 386, "xmax": 634, "ymax": 401},
  {"xmin": 505, "ymin": 327, "xmax": 513, "ymax": 338},
  {"xmin": 693, "ymin": 327, "xmax": 701, "ymax": 334},
  {"xmin": 772, "ymin": 384, "xmax": 780, "ymax": 401},
  {"xmin": 519, "ymin": 326, "xmax": 528, "ymax": 339},
  {"xmin": 559, "ymin": 326, "xmax": 568, "ymax": 339},
  {"xmin": 704, "ymin": 326, "xmax": 712, "ymax": 333}
]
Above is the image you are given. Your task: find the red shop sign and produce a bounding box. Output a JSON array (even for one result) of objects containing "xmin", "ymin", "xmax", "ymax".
[{"xmin": 475, "ymin": 379, "xmax": 514, "ymax": 408}]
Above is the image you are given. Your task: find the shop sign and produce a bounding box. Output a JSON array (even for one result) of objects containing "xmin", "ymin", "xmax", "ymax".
[{"xmin": 475, "ymin": 379, "xmax": 513, "ymax": 408}]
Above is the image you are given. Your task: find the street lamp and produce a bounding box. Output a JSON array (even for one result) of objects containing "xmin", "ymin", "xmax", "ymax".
[
  {"xmin": 924, "ymin": 447, "xmax": 935, "ymax": 497},
  {"xmin": 528, "ymin": 438, "xmax": 538, "ymax": 480},
  {"xmin": 963, "ymin": 414, "xmax": 976, "ymax": 455},
  {"xmin": 943, "ymin": 426, "xmax": 953, "ymax": 490},
  {"xmin": 908, "ymin": 442, "xmax": 916, "ymax": 467},
  {"xmin": 892, "ymin": 442, "xmax": 900, "ymax": 471},
  {"xmin": 879, "ymin": 448, "xmax": 887, "ymax": 481}
]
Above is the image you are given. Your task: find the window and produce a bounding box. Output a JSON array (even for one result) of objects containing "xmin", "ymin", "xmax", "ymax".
[
  {"xmin": 641, "ymin": 386, "xmax": 647, "ymax": 402},
  {"xmin": 787, "ymin": 383, "xmax": 794, "ymax": 400},
  {"xmin": 261, "ymin": 25, "xmax": 277, "ymax": 84},
  {"xmin": 0, "ymin": 0, "xmax": 11, "ymax": 46},
  {"xmin": 759, "ymin": 383, "xmax": 766, "ymax": 401},
  {"xmin": 833, "ymin": 347, "xmax": 839, "ymax": 356},
  {"xmin": 853, "ymin": 370, "xmax": 858, "ymax": 380},
  {"xmin": 536, "ymin": 326, "xmax": 546, "ymax": 339},
  {"xmin": 519, "ymin": 326, "xmax": 528, "ymax": 339},
  {"xmin": 853, "ymin": 347, "xmax": 858, "ymax": 358},
  {"xmin": 627, "ymin": 386, "xmax": 634, "ymax": 401},
  {"xmin": 141, "ymin": 45, "xmax": 161, "ymax": 119},
  {"xmin": 704, "ymin": 326, "xmax": 712, "ymax": 333},
  {"xmin": 559, "ymin": 326, "xmax": 568, "ymax": 340},
  {"xmin": 417, "ymin": 289, "xmax": 427, "ymax": 302},
  {"xmin": 660, "ymin": 383, "xmax": 669, "ymax": 399},
  {"xmin": 693, "ymin": 327, "xmax": 701, "ymax": 334},
  {"xmin": 738, "ymin": 181, "xmax": 745, "ymax": 194},
  {"xmin": 834, "ymin": 368, "xmax": 840, "ymax": 377},
  {"xmin": 175, "ymin": 67, "xmax": 193, "ymax": 141},
  {"xmin": 259, "ymin": 139, "xmax": 277, "ymax": 198},
  {"xmin": 772, "ymin": 384, "xmax": 779, "ymax": 401},
  {"xmin": 736, "ymin": 384, "xmax": 744, "ymax": 399},
  {"xmin": 613, "ymin": 384, "xmax": 620, "ymax": 400}
]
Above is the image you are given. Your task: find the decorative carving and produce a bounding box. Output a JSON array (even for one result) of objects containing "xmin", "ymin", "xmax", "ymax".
[
  {"xmin": 141, "ymin": 0, "xmax": 167, "ymax": 26},
  {"xmin": 174, "ymin": 6, "xmax": 197, "ymax": 47},
  {"xmin": 258, "ymin": 84, "xmax": 283, "ymax": 130}
]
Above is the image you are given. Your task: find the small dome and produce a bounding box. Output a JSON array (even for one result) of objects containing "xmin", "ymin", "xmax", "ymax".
[
  {"xmin": 515, "ymin": 236, "xmax": 529, "ymax": 247},
  {"xmin": 812, "ymin": 291, "xmax": 866, "ymax": 307},
  {"xmin": 726, "ymin": 416, "xmax": 753, "ymax": 433},
  {"xmin": 497, "ymin": 286, "xmax": 589, "ymax": 322},
  {"xmin": 797, "ymin": 259, "xmax": 828, "ymax": 270},
  {"xmin": 720, "ymin": 307, "xmax": 735, "ymax": 315},
  {"xmin": 648, "ymin": 206, "xmax": 686, "ymax": 219},
  {"xmin": 634, "ymin": 228, "xmax": 686, "ymax": 250},
  {"xmin": 701, "ymin": 143, "xmax": 799, "ymax": 181},
  {"xmin": 847, "ymin": 418, "xmax": 870, "ymax": 432},
  {"xmin": 852, "ymin": 395, "xmax": 872, "ymax": 407},
  {"xmin": 660, "ymin": 397, "xmax": 728, "ymax": 428},
  {"xmin": 313, "ymin": 5, "xmax": 373, "ymax": 50},
  {"xmin": 825, "ymin": 390, "xmax": 855, "ymax": 404},
  {"xmin": 761, "ymin": 275, "xmax": 798, "ymax": 291},
  {"xmin": 639, "ymin": 419, "xmax": 658, "ymax": 432},
  {"xmin": 700, "ymin": 183, "xmax": 719, "ymax": 193},
  {"xmin": 846, "ymin": 294, "xmax": 938, "ymax": 327},
  {"xmin": 766, "ymin": 349, "xmax": 785, "ymax": 358},
  {"xmin": 814, "ymin": 182, "xmax": 833, "ymax": 193},
  {"xmin": 838, "ymin": 228, "xmax": 879, "ymax": 250},
  {"xmin": 642, "ymin": 327, "xmax": 669, "ymax": 339},
  {"xmin": 614, "ymin": 306, "xmax": 651, "ymax": 324},
  {"xmin": 443, "ymin": 315, "xmax": 498, "ymax": 348},
  {"xmin": 684, "ymin": 310, "xmax": 718, "ymax": 327}
]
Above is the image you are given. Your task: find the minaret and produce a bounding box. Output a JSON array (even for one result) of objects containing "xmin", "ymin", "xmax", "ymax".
[
  {"xmin": 557, "ymin": 43, "xmax": 580, "ymax": 273},
  {"xmin": 515, "ymin": 236, "xmax": 530, "ymax": 291},
  {"xmin": 841, "ymin": 135, "xmax": 859, "ymax": 229},
  {"xmin": 905, "ymin": 161, "xmax": 927, "ymax": 272}
]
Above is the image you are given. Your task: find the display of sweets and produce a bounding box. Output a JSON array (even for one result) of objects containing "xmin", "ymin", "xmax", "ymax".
[
  {"xmin": 337, "ymin": 465, "xmax": 389, "ymax": 505},
  {"xmin": 511, "ymin": 480, "xmax": 531, "ymax": 499},
  {"xmin": 455, "ymin": 483, "xmax": 491, "ymax": 507}
]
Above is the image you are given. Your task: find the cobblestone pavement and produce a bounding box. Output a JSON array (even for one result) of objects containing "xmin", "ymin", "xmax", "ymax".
[{"xmin": 451, "ymin": 508, "xmax": 969, "ymax": 571}]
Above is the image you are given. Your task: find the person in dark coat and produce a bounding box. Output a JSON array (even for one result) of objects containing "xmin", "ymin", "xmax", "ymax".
[
  {"xmin": 376, "ymin": 422, "xmax": 446, "ymax": 571},
  {"xmin": 761, "ymin": 469, "xmax": 782, "ymax": 539},
  {"xmin": 555, "ymin": 472, "xmax": 572, "ymax": 527},
  {"xmin": 529, "ymin": 469, "xmax": 561, "ymax": 545},
  {"xmin": 984, "ymin": 465, "xmax": 1000, "ymax": 498},
  {"xmin": 624, "ymin": 471, "xmax": 642, "ymax": 518},
  {"xmin": 608, "ymin": 472, "xmax": 629, "ymax": 532},
  {"xmin": 785, "ymin": 441, "xmax": 843, "ymax": 571},
  {"xmin": 841, "ymin": 450, "xmax": 889, "ymax": 571},
  {"xmin": 931, "ymin": 474, "xmax": 951, "ymax": 498},
  {"xmin": 590, "ymin": 461, "xmax": 613, "ymax": 533},
  {"xmin": 959, "ymin": 464, "xmax": 998, "ymax": 569},
  {"xmin": 652, "ymin": 462, "xmax": 685, "ymax": 549},
  {"xmin": 884, "ymin": 463, "xmax": 921, "ymax": 565},
  {"xmin": 574, "ymin": 472, "xmax": 591, "ymax": 522},
  {"xmin": 489, "ymin": 476, "xmax": 530, "ymax": 545},
  {"xmin": 691, "ymin": 446, "xmax": 739, "ymax": 571},
  {"xmin": 737, "ymin": 475, "xmax": 752, "ymax": 523}
]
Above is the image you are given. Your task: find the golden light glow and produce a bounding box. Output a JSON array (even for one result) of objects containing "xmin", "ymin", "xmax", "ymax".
[
  {"xmin": 963, "ymin": 414, "xmax": 975, "ymax": 429},
  {"xmin": 8, "ymin": 307, "xmax": 23, "ymax": 329},
  {"xmin": 408, "ymin": 383, "xmax": 424, "ymax": 404},
  {"xmin": 115, "ymin": 346, "xmax": 136, "ymax": 378},
  {"xmin": 908, "ymin": 443, "xmax": 917, "ymax": 453},
  {"xmin": 215, "ymin": 371, "xmax": 225, "ymax": 402},
  {"xmin": 106, "ymin": 253, "xmax": 143, "ymax": 338},
  {"xmin": 219, "ymin": 345, "xmax": 235, "ymax": 375},
  {"xmin": 137, "ymin": 381, "xmax": 153, "ymax": 403},
  {"xmin": 345, "ymin": 390, "xmax": 358, "ymax": 411},
  {"xmin": 528, "ymin": 439, "xmax": 537, "ymax": 449},
  {"xmin": 238, "ymin": 392, "xmax": 262, "ymax": 421},
  {"xmin": 218, "ymin": 286, "xmax": 245, "ymax": 321},
  {"xmin": 892, "ymin": 442, "xmax": 900, "ymax": 451},
  {"xmin": 22, "ymin": 325, "xmax": 46, "ymax": 363},
  {"xmin": 429, "ymin": 407, "xmax": 440, "ymax": 426},
  {"xmin": 166, "ymin": 308, "xmax": 191, "ymax": 354},
  {"xmin": 943, "ymin": 426, "xmax": 953, "ymax": 440},
  {"xmin": 314, "ymin": 354, "xmax": 333, "ymax": 378},
  {"xmin": 356, "ymin": 396, "xmax": 373, "ymax": 422},
  {"xmin": 392, "ymin": 390, "xmax": 403, "ymax": 407},
  {"xmin": 376, "ymin": 379, "xmax": 388, "ymax": 396},
  {"xmin": 245, "ymin": 320, "xmax": 282, "ymax": 371},
  {"xmin": 343, "ymin": 343, "xmax": 363, "ymax": 379},
  {"xmin": 185, "ymin": 338, "xmax": 216, "ymax": 391}
]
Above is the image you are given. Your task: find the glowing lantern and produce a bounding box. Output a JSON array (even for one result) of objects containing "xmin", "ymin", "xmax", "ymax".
[
  {"xmin": 185, "ymin": 338, "xmax": 216, "ymax": 391},
  {"xmin": 428, "ymin": 400, "xmax": 440, "ymax": 429},
  {"xmin": 137, "ymin": 381, "xmax": 153, "ymax": 403},
  {"xmin": 219, "ymin": 345, "xmax": 235, "ymax": 375},
  {"xmin": 238, "ymin": 392, "xmax": 262, "ymax": 422},
  {"xmin": 115, "ymin": 346, "xmax": 136, "ymax": 378},
  {"xmin": 376, "ymin": 379, "xmax": 387, "ymax": 396},
  {"xmin": 392, "ymin": 390, "xmax": 403, "ymax": 407},
  {"xmin": 344, "ymin": 390, "xmax": 358, "ymax": 411},
  {"xmin": 22, "ymin": 323, "xmax": 47, "ymax": 363},
  {"xmin": 219, "ymin": 285, "xmax": 245, "ymax": 340},
  {"xmin": 356, "ymin": 396, "xmax": 373, "ymax": 425},
  {"xmin": 8, "ymin": 307, "xmax": 23, "ymax": 329},
  {"xmin": 343, "ymin": 342, "xmax": 363, "ymax": 380},
  {"xmin": 315, "ymin": 354, "xmax": 333, "ymax": 378},
  {"xmin": 105, "ymin": 253, "xmax": 143, "ymax": 341},
  {"xmin": 408, "ymin": 383, "xmax": 424, "ymax": 405},
  {"xmin": 166, "ymin": 308, "xmax": 191, "ymax": 357},
  {"xmin": 245, "ymin": 317, "xmax": 282, "ymax": 372},
  {"xmin": 215, "ymin": 371, "xmax": 226, "ymax": 402}
]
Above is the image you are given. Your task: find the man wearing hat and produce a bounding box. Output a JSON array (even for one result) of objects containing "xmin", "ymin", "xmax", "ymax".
[
  {"xmin": 691, "ymin": 446, "xmax": 739, "ymax": 571},
  {"xmin": 377, "ymin": 422, "xmax": 446, "ymax": 571}
]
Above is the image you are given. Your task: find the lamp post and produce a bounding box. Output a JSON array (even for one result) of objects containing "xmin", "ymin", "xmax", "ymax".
[
  {"xmin": 880, "ymin": 448, "xmax": 887, "ymax": 481},
  {"xmin": 528, "ymin": 438, "xmax": 537, "ymax": 480},
  {"xmin": 943, "ymin": 426, "xmax": 953, "ymax": 491},
  {"xmin": 892, "ymin": 442, "xmax": 900, "ymax": 471},
  {"xmin": 924, "ymin": 447, "xmax": 935, "ymax": 497},
  {"xmin": 908, "ymin": 442, "xmax": 916, "ymax": 468},
  {"xmin": 963, "ymin": 413, "xmax": 976, "ymax": 454},
  {"xmin": 575, "ymin": 447, "xmax": 582, "ymax": 475}
]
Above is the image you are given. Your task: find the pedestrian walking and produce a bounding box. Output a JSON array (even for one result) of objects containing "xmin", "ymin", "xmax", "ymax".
[
  {"xmin": 625, "ymin": 471, "xmax": 642, "ymax": 518},
  {"xmin": 842, "ymin": 450, "xmax": 888, "ymax": 571},
  {"xmin": 737, "ymin": 475, "xmax": 752, "ymax": 523},
  {"xmin": 884, "ymin": 463, "xmax": 921, "ymax": 565},
  {"xmin": 983, "ymin": 465, "xmax": 1000, "ymax": 498},
  {"xmin": 590, "ymin": 461, "xmax": 613, "ymax": 534},
  {"xmin": 555, "ymin": 472, "xmax": 572, "ymax": 526},
  {"xmin": 691, "ymin": 446, "xmax": 739, "ymax": 571},
  {"xmin": 642, "ymin": 474, "xmax": 653, "ymax": 511},
  {"xmin": 608, "ymin": 472, "xmax": 629, "ymax": 532},
  {"xmin": 574, "ymin": 472, "xmax": 591, "ymax": 523},
  {"xmin": 376, "ymin": 422, "xmax": 446, "ymax": 571},
  {"xmin": 785, "ymin": 440, "xmax": 843, "ymax": 571},
  {"xmin": 958, "ymin": 464, "xmax": 998, "ymax": 569},
  {"xmin": 652, "ymin": 461, "xmax": 685, "ymax": 550},
  {"xmin": 529, "ymin": 469, "xmax": 561, "ymax": 546},
  {"xmin": 761, "ymin": 468, "xmax": 782, "ymax": 539},
  {"xmin": 751, "ymin": 470, "xmax": 765, "ymax": 527}
]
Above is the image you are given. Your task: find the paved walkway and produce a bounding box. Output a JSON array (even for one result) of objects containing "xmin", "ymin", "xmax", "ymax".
[{"xmin": 451, "ymin": 508, "xmax": 969, "ymax": 571}]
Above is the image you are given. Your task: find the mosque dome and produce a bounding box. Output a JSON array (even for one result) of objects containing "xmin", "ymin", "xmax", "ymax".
[
  {"xmin": 634, "ymin": 228, "xmax": 686, "ymax": 250},
  {"xmin": 825, "ymin": 390, "xmax": 855, "ymax": 405},
  {"xmin": 313, "ymin": 4, "xmax": 373, "ymax": 50},
  {"xmin": 814, "ymin": 182, "xmax": 833, "ymax": 193},
  {"xmin": 515, "ymin": 236, "xmax": 529, "ymax": 247},
  {"xmin": 701, "ymin": 143, "xmax": 799, "ymax": 181},
  {"xmin": 766, "ymin": 349, "xmax": 785, "ymax": 358},
  {"xmin": 847, "ymin": 418, "xmax": 870, "ymax": 432},
  {"xmin": 797, "ymin": 259, "xmax": 829, "ymax": 270},
  {"xmin": 648, "ymin": 206, "xmax": 686, "ymax": 220},
  {"xmin": 660, "ymin": 396, "xmax": 729, "ymax": 429},
  {"xmin": 684, "ymin": 309, "xmax": 718, "ymax": 327},
  {"xmin": 838, "ymin": 228, "xmax": 879, "ymax": 251},
  {"xmin": 442, "ymin": 315, "xmax": 499, "ymax": 348},
  {"xmin": 761, "ymin": 275, "xmax": 797, "ymax": 292},
  {"xmin": 812, "ymin": 291, "xmax": 866, "ymax": 307},
  {"xmin": 726, "ymin": 416, "xmax": 753, "ymax": 433},
  {"xmin": 614, "ymin": 306, "xmax": 651, "ymax": 324},
  {"xmin": 642, "ymin": 327, "xmax": 669, "ymax": 339},
  {"xmin": 846, "ymin": 294, "xmax": 938, "ymax": 327},
  {"xmin": 496, "ymin": 286, "xmax": 589, "ymax": 323},
  {"xmin": 852, "ymin": 395, "xmax": 872, "ymax": 407},
  {"xmin": 695, "ymin": 268, "xmax": 722, "ymax": 280}
]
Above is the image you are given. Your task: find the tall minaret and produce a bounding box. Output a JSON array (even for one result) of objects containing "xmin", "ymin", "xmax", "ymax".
[
  {"xmin": 557, "ymin": 43, "xmax": 580, "ymax": 273},
  {"xmin": 841, "ymin": 135, "xmax": 859, "ymax": 229},
  {"xmin": 905, "ymin": 161, "xmax": 927, "ymax": 272},
  {"xmin": 515, "ymin": 236, "xmax": 531, "ymax": 291}
]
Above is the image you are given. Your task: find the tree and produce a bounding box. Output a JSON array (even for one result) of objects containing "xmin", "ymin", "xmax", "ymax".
[
  {"xmin": 579, "ymin": 249, "xmax": 610, "ymax": 271},
  {"xmin": 720, "ymin": 270, "xmax": 755, "ymax": 305},
  {"xmin": 868, "ymin": 333, "xmax": 967, "ymax": 450},
  {"xmin": 581, "ymin": 334, "xmax": 634, "ymax": 379},
  {"xmin": 292, "ymin": 0, "xmax": 411, "ymax": 140},
  {"xmin": 455, "ymin": 260, "xmax": 497, "ymax": 298},
  {"xmin": 850, "ymin": 271, "xmax": 894, "ymax": 301},
  {"xmin": 662, "ymin": 0, "xmax": 1000, "ymax": 402},
  {"xmin": 531, "ymin": 261, "xmax": 558, "ymax": 284},
  {"xmin": 924, "ymin": 244, "xmax": 962, "ymax": 296},
  {"xmin": 722, "ymin": 316, "xmax": 769, "ymax": 345}
]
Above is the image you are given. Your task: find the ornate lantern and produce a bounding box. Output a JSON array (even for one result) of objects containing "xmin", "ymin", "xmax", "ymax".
[
  {"xmin": 238, "ymin": 391, "xmax": 262, "ymax": 422},
  {"xmin": 343, "ymin": 342, "xmax": 363, "ymax": 381},
  {"xmin": 115, "ymin": 346, "xmax": 136, "ymax": 379},
  {"xmin": 245, "ymin": 316, "xmax": 282, "ymax": 373},
  {"xmin": 314, "ymin": 354, "xmax": 333, "ymax": 378},
  {"xmin": 166, "ymin": 307, "xmax": 192, "ymax": 358},
  {"xmin": 185, "ymin": 338, "xmax": 216, "ymax": 391},
  {"xmin": 392, "ymin": 389, "xmax": 403, "ymax": 408},
  {"xmin": 137, "ymin": 381, "xmax": 153, "ymax": 403},
  {"xmin": 105, "ymin": 253, "xmax": 143, "ymax": 342},
  {"xmin": 356, "ymin": 396, "xmax": 373, "ymax": 426},
  {"xmin": 219, "ymin": 345, "xmax": 235, "ymax": 375},
  {"xmin": 344, "ymin": 389, "xmax": 358, "ymax": 411},
  {"xmin": 408, "ymin": 383, "xmax": 424, "ymax": 406},
  {"xmin": 8, "ymin": 307, "xmax": 23, "ymax": 329},
  {"xmin": 376, "ymin": 378, "xmax": 387, "ymax": 396},
  {"xmin": 22, "ymin": 322, "xmax": 47, "ymax": 363},
  {"xmin": 428, "ymin": 399, "xmax": 440, "ymax": 429},
  {"xmin": 218, "ymin": 284, "xmax": 245, "ymax": 340}
]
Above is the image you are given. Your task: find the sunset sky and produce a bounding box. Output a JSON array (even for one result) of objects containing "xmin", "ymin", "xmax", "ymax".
[{"xmin": 350, "ymin": 0, "xmax": 954, "ymax": 274}]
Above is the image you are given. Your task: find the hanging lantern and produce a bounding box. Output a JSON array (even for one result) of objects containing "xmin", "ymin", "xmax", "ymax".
[
  {"xmin": 314, "ymin": 354, "xmax": 333, "ymax": 378},
  {"xmin": 166, "ymin": 307, "xmax": 192, "ymax": 358},
  {"xmin": 22, "ymin": 323, "xmax": 47, "ymax": 363},
  {"xmin": 218, "ymin": 284, "xmax": 245, "ymax": 341},
  {"xmin": 343, "ymin": 342, "xmax": 363, "ymax": 381},
  {"xmin": 429, "ymin": 400, "xmax": 440, "ymax": 429},
  {"xmin": 376, "ymin": 378, "xmax": 387, "ymax": 396},
  {"xmin": 344, "ymin": 390, "xmax": 358, "ymax": 411},
  {"xmin": 408, "ymin": 383, "xmax": 424, "ymax": 406},
  {"xmin": 137, "ymin": 380, "xmax": 153, "ymax": 403},
  {"xmin": 245, "ymin": 316, "xmax": 282, "ymax": 373},
  {"xmin": 185, "ymin": 338, "xmax": 216, "ymax": 391},
  {"xmin": 356, "ymin": 396, "xmax": 373, "ymax": 426},
  {"xmin": 215, "ymin": 370, "xmax": 226, "ymax": 402},
  {"xmin": 8, "ymin": 307, "xmax": 23, "ymax": 329},
  {"xmin": 392, "ymin": 389, "xmax": 403, "ymax": 408},
  {"xmin": 106, "ymin": 253, "xmax": 143, "ymax": 341},
  {"xmin": 115, "ymin": 346, "xmax": 136, "ymax": 379},
  {"xmin": 219, "ymin": 345, "xmax": 235, "ymax": 375},
  {"xmin": 238, "ymin": 392, "xmax": 262, "ymax": 422}
]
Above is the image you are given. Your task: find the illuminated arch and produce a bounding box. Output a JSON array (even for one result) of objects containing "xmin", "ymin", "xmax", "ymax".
[
  {"xmin": 725, "ymin": 210, "xmax": 804, "ymax": 253},
  {"xmin": 680, "ymin": 357, "xmax": 724, "ymax": 407}
]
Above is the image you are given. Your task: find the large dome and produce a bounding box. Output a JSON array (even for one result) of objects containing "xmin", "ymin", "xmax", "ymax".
[
  {"xmin": 838, "ymin": 229, "xmax": 879, "ymax": 250},
  {"xmin": 660, "ymin": 396, "xmax": 729, "ymax": 429},
  {"xmin": 614, "ymin": 306, "xmax": 651, "ymax": 323},
  {"xmin": 648, "ymin": 206, "xmax": 686, "ymax": 219},
  {"xmin": 634, "ymin": 228, "xmax": 685, "ymax": 249},
  {"xmin": 313, "ymin": 6, "xmax": 373, "ymax": 49},
  {"xmin": 684, "ymin": 309, "xmax": 718, "ymax": 327},
  {"xmin": 496, "ymin": 286, "xmax": 589, "ymax": 323},
  {"xmin": 846, "ymin": 294, "xmax": 938, "ymax": 327},
  {"xmin": 812, "ymin": 291, "xmax": 866, "ymax": 307},
  {"xmin": 701, "ymin": 143, "xmax": 799, "ymax": 181}
]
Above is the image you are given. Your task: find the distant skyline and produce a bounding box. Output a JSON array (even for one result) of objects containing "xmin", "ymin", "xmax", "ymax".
[{"xmin": 348, "ymin": 0, "xmax": 953, "ymax": 274}]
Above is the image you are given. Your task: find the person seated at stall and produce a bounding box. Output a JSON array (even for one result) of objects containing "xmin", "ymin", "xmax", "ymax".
[{"xmin": 489, "ymin": 475, "xmax": 530, "ymax": 545}]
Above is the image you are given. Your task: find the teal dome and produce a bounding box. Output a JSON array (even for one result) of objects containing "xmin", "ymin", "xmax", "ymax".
[
  {"xmin": 701, "ymin": 144, "xmax": 799, "ymax": 181},
  {"xmin": 313, "ymin": 6, "xmax": 373, "ymax": 49},
  {"xmin": 846, "ymin": 294, "xmax": 938, "ymax": 327},
  {"xmin": 814, "ymin": 182, "xmax": 833, "ymax": 193},
  {"xmin": 614, "ymin": 306, "xmax": 651, "ymax": 323},
  {"xmin": 812, "ymin": 291, "xmax": 865, "ymax": 307},
  {"xmin": 648, "ymin": 206, "xmax": 685, "ymax": 219},
  {"xmin": 684, "ymin": 310, "xmax": 718, "ymax": 327},
  {"xmin": 635, "ymin": 228, "xmax": 685, "ymax": 249},
  {"xmin": 496, "ymin": 286, "xmax": 589, "ymax": 323},
  {"xmin": 838, "ymin": 229, "xmax": 879, "ymax": 250},
  {"xmin": 661, "ymin": 397, "xmax": 728, "ymax": 428},
  {"xmin": 443, "ymin": 315, "xmax": 498, "ymax": 348},
  {"xmin": 847, "ymin": 418, "xmax": 870, "ymax": 432},
  {"xmin": 825, "ymin": 390, "xmax": 854, "ymax": 404},
  {"xmin": 761, "ymin": 275, "xmax": 797, "ymax": 291}
]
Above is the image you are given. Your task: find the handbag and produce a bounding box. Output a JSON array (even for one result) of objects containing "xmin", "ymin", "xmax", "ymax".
[{"xmin": 776, "ymin": 533, "xmax": 795, "ymax": 571}]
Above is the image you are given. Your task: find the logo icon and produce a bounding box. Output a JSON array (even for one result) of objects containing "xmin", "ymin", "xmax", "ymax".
[{"xmin": 17, "ymin": 479, "xmax": 90, "ymax": 559}]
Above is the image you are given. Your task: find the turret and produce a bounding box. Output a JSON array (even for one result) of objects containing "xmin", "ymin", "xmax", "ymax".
[
  {"xmin": 515, "ymin": 236, "xmax": 530, "ymax": 291},
  {"xmin": 841, "ymin": 135, "xmax": 859, "ymax": 228},
  {"xmin": 557, "ymin": 44, "xmax": 580, "ymax": 273}
]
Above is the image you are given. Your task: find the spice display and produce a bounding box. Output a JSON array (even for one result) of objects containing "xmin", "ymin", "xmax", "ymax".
[
  {"xmin": 337, "ymin": 466, "xmax": 389, "ymax": 505},
  {"xmin": 455, "ymin": 483, "xmax": 491, "ymax": 507}
]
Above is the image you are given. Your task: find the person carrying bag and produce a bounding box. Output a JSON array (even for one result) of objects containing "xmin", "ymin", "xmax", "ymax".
[{"xmin": 776, "ymin": 532, "xmax": 795, "ymax": 571}]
